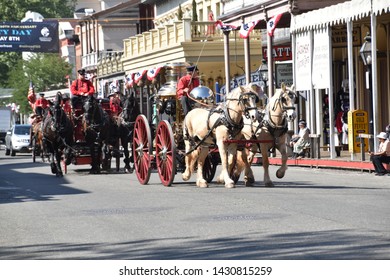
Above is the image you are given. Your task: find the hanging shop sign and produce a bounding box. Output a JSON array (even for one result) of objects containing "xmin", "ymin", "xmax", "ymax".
[{"xmin": 0, "ymin": 21, "xmax": 59, "ymax": 53}]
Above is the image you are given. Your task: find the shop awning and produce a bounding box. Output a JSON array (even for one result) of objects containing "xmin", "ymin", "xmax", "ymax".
[
  {"xmin": 373, "ymin": 0, "xmax": 390, "ymax": 15},
  {"xmin": 290, "ymin": 0, "xmax": 375, "ymax": 33}
]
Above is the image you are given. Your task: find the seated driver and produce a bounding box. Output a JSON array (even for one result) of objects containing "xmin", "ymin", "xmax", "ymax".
[
  {"xmin": 70, "ymin": 69, "xmax": 95, "ymax": 113},
  {"xmin": 176, "ymin": 65, "xmax": 200, "ymax": 115}
]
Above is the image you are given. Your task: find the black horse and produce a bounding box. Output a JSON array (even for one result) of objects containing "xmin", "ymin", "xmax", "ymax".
[
  {"xmin": 116, "ymin": 92, "xmax": 140, "ymax": 173},
  {"xmin": 42, "ymin": 93, "xmax": 74, "ymax": 177},
  {"xmin": 82, "ymin": 95, "xmax": 111, "ymax": 174}
]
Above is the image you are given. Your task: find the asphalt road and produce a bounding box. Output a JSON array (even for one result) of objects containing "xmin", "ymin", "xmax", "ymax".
[{"xmin": 0, "ymin": 150, "xmax": 389, "ymax": 260}]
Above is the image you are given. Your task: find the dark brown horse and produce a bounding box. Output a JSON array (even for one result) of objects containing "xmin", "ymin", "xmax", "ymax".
[
  {"xmin": 82, "ymin": 95, "xmax": 111, "ymax": 174},
  {"xmin": 42, "ymin": 94, "xmax": 74, "ymax": 177},
  {"xmin": 116, "ymin": 92, "xmax": 140, "ymax": 173}
]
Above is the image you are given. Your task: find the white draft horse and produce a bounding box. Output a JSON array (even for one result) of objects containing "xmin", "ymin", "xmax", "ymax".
[
  {"xmin": 41, "ymin": 93, "xmax": 74, "ymax": 177},
  {"xmin": 182, "ymin": 83, "xmax": 260, "ymax": 188},
  {"xmin": 235, "ymin": 83, "xmax": 297, "ymax": 187}
]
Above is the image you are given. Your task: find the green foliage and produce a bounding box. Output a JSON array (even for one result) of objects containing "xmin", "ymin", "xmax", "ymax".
[
  {"xmin": 8, "ymin": 54, "xmax": 72, "ymax": 114},
  {"xmin": 0, "ymin": 0, "xmax": 76, "ymax": 21},
  {"xmin": 177, "ymin": 4, "xmax": 183, "ymax": 21},
  {"xmin": 0, "ymin": 0, "xmax": 77, "ymax": 88},
  {"xmin": 192, "ymin": 0, "xmax": 198, "ymax": 22}
]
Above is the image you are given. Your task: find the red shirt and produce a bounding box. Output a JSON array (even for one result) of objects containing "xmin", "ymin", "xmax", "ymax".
[
  {"xmin": 110, "ymin": 97, "xmax": 122, "ymax": 116},
  {"xmin": 71, "ymin": 78, "xmax": 95, "ymax": 96},
  {"xmin": 176, "ymin": 74, "xmax": 200, "ymax": 99},
  {"xmin": 34, "ymin": 97, "xmax": 49, "ymax": 109}
]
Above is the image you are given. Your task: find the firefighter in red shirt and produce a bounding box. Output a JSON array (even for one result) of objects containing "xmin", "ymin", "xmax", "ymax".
[
  {"xmin": 176, "ymin": 65, "xmax": 200, "ymax": 115},
  {"xmin": 108, "ymin": 85, "xmax": 123, "ymax": 117},
  {"xmin": 70, "ymin": 69, "xmax": 95, "ymax": 111},
  {"xmin": 34, "ymin": 93, "xmax": 49, "ymax": 117}
]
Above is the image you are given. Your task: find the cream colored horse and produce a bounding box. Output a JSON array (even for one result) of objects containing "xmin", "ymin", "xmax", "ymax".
[
  {"xmin": 235, "ymin": 83, "xmax": 297, "ymax": 187},
  {"xmin": 182, "ymin": 83, "xmax": 260, "ymax": 188}
]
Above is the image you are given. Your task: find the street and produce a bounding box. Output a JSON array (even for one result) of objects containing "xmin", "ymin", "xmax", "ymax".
[{"xmin": 0, "ymin": 150, "xmax": 389, "ymax": 260}]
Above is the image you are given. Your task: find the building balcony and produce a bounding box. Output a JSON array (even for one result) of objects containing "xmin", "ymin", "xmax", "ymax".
[
  {"xmin": 122, "ymin": 18, "xmax": 262, "ymax": 71},
  {"xmin": 97, "ymin": 51, "xmax": 124, "ymax": 78}
]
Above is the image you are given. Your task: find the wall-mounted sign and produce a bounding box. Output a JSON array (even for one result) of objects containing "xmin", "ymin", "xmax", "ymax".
[
  {"xmin": 262, "ymin": 45, "xmax": 292, "ymax": 61},
  {"xmin": 332, "ymin": 27, "xmax": 361, "ymax": 48},
  {"xmin": 0, "ymin": 21, "xmax": 59, "ymax": 53},
  {"xmin": 275, "ymin": 62, "xmax": 293, "ymax": 87}
]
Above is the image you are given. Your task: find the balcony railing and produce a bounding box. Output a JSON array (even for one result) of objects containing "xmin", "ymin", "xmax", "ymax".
[
  {"xmin": 97, "ymin": 51, "xmax": 124, "ymax": 77},
  {"xmin": 81, "ymin": 52, "xmax": 98, "ymax": 69},
  {"xmin": 124, "ymin": 18, "xmax": 261, "ymax": 59}
]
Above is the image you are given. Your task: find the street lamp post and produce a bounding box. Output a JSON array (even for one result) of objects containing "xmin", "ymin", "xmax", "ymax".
[
  {"xmin": 359, "ymin": 33, "xmax": 374, "ymax": 151},
  {"xmin": 258, "ymin": 59, "xmax": 269, "ymax": 95}
]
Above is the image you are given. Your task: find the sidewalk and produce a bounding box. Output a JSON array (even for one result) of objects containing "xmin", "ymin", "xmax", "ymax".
[{"xmin": 266, "ymin": 148, "xmax": 380, "ymax": 173}]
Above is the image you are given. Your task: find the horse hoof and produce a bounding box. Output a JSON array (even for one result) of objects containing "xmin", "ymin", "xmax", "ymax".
[
  {"xmin": 56, "ymin": 173, "xmax": 63, "ymax": 178},
  {"xmin": 197, "ymin": 180, "xmax": 208, "ymax": 188},
  {"xmin": 225, "ymin": 182, "xmax": 235, "ymax": 188},
  {"xmin": 182, "ymin": 173, "xmax": 190, "ymax": 181},
  {"xmin": 276, "ymin": 170, "xmax": 285, "ymax": 179},
  {"xmin": 265, "ymin": 181, "xmax": 274, "ymax": 187},
  {"xmin": 244, "ymin": 177, "xmax": 254, "ymax": 187}
]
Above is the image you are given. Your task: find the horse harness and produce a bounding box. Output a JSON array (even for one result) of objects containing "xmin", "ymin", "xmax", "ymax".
[{"xmin": 184, "ymin": 92, "xmax": 258, "ymax": 155}]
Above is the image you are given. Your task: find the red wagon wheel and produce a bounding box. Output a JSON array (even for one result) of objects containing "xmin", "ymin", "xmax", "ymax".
[
  {"xmin": 155, "ymin": 120, "xmax": 176, "ymax": 186},
  {"xmin": 133, "ymin": 115, "xmax": 152, "ymax": 185}
]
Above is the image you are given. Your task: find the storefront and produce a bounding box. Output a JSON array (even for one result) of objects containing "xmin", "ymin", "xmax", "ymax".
[{"xmin": 290, "ymin": 0, "xmax": 390, "ymax": 158}]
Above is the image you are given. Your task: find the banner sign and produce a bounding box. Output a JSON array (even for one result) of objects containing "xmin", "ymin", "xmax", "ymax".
[
  {"xmin": 312, "ymin": 28, "xmax": 331, "ymax": 89},
  {"xmin": 0, "ymin": 21, "xmax": 59, "ymax": 53},
  {"xmin": 295, "ymin": 31, "xmax": 311, "ymax": 91},
  {"xmin": 220, "ymin": 72, "xmax": 262, "ymax": 95}
]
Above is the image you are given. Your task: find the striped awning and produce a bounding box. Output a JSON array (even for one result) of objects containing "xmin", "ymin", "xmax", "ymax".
[{"xmin": 290, "ymin": 0, "xmax": 390, "ymax": 33}]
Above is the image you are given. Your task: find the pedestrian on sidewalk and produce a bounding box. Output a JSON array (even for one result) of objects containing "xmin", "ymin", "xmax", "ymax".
[
  {"xmin": 290, "ymin": 120, "xmax": 310, "ymax": 159},
  {"xmin": 369, "ymin": 132, "xmax": 390, "ymax": 176}
]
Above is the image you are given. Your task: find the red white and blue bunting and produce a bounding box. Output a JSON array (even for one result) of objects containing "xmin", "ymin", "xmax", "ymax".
[
  {"xmin": 147, "ymin": 66, "xmax": 162, "ymax": 81},
  {"xmin": 134, "ymin": 69, "xmax": 147, "ymax": 84}
]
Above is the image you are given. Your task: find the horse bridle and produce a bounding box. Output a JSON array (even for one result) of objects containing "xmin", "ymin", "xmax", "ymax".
[
  {"xmin": 271, "ymin": 90, "xmax": 296, "ymax": 112},
  {"xmin": 226, "ymin": 91, "xmax": 259, "ymax": 119}
]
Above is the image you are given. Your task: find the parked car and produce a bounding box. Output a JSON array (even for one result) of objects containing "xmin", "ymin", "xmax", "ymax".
[{"xmin": 5, "ymin": 124, "xmax": 32, "ymax": 156}]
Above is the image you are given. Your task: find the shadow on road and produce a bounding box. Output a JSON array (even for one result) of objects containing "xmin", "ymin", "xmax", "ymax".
[
  {"xmin": 0, "ymin": 229, "xmax": 389, "ymax": 259},
  {"xmin": 0, "ymin": 160, "xmax": 89, "ymax": 204}
]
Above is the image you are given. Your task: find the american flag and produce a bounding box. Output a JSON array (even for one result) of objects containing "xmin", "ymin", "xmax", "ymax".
[
  {"xmin": 27, "ymin": 81, "xmax": 36, "ymax": 106},
  {"xmin": 239, "ymin": 20, "xmax": 260, "ymax": 39},
  {"xmin": 147, "ymin": 66, "xmax": 162, "ymax": 81}
]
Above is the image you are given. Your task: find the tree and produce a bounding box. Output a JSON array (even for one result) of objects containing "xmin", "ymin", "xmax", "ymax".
[
  {"xmin": 192, "ymin": 0, "xmax": 198, "ymax": 22},
  {"xmin": 8, "ymin": 54, "xmax": 72, "ymax": 114},
  {"xmin": 177, "ymin": 4, "xmax": 183, "ymax": 21},
  {"xmin": 0, "ymin": 0, "xmax": 77, "ymax": 87}
]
